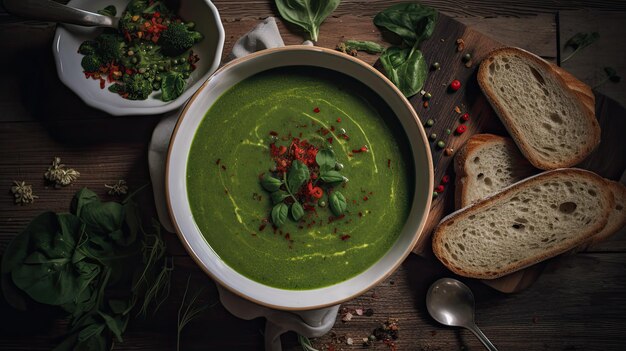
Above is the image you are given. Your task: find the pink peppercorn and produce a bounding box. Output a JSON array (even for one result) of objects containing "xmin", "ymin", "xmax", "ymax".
[
  {"xmin": 456, "ymin": 125, "xmax": 467, "ymax": 134},
  {"xmin": 461, "ymin": 113, "xmax": 470, "ymax": 122},
  {"xmin": 442, "ymin": 175, "xmax": 450, "ymax": 184},
  {"xmin": 435, "ymin": 185, "xmax": 445, "ymax": 193},
  {"xmin": 450, "ymin": 80, "xmax": 461, "ymax": 91}
]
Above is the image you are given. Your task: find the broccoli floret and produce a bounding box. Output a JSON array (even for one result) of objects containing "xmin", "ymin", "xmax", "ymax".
[
  {"xmin": 159, "ymin": 22, "xmax": 203, "ymax": 56},
  {"xmin": 125, "ymin": 0, "xmax": 148, "ymax": 15},
  {"xmin": 124, "ymin": 75, "xmax": 153, "ymax": 100},
  {"xmin": 78, "ymin": 40, "xmax": 98, "ymax": 55},
  {"xmin": 81, "ymin": 55, "xmax": 102, "ymax": 72},
  {"xmin": 96, "ymin": 34, "xmax": 127, "ymax": 62}
]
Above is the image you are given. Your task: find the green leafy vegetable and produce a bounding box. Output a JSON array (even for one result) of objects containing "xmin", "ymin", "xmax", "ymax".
[
  {"xmin": 160, "ymin": 72, "xmax": 187, "ymax": 102},
  {"xmin": 287, "ymin": 160, "xmax": 310, "ymax": 194},
  {"xmin": 373, "ymin": 3, "xmax": 437, "ymax": 46},
  {"xmin": 271, "ymin": 190, "xmax": 290, "ymax": 204},
  {"xmin": 298, "ymin": 334, "xmax": 320, "ymax": 351},
  {"xmin": 379, "ymin": 45, "xmax": 428, "ymax": 97},
  {"xmin": 329, "ymin": 191, "xmax": 347, "ymax": 216},
  {"xmin": 97, "ymin": 5, "xmax": 117, "ymax": 17},
  {"xmin": 261, "ymin": 174, "xmax": 283, "ymax": 192},
  {"xmin": 319, "ymin": 170, "xmax": 344, "ymax": 185},
  {"xmin": 315, "ymin": 148, "xmax": 336, "ymax": 171},
  {"xmin": 1, "ymin": 187, "xmax": 171, "ymax": 350},
  {"xmin": 271, "ymin": 203, "xmax": 290, "ymax": 227},
  {"xmin": 291, "ymin": 202, "xmax": 305, "ymax": 221},
  {"xmin": 274, "ymin": 0, "xmax": 340, "ymax": 42},
  {"xmin": 562, "ymin": 32, "xmax": 599, "ymax": 63},
  {"xmin": 593, "ymin": 66, "xmax": 621, "ymax": 89},
  {"xmin": 336, "ymin": 40, "xmax": 386, "ymax": 55}
]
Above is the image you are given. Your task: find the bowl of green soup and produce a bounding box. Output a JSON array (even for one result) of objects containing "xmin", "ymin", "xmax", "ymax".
[{"xmin": 166, "ymin": 46, "xmax": 433, "ymax": 310}]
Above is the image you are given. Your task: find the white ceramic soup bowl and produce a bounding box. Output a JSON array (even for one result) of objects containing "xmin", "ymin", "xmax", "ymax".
[
  {"xmin": 53, "ymin": 0, "xmax": 224, "ymax": 116},
  {"xmin": 166, "ymin": 46, "xmax": 433, "ymax": 310}
]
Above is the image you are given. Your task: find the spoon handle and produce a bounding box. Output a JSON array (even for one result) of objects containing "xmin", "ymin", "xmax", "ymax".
[
  {"xmin": 467, "ymin": 324, "xmax": 499, "ymax": 351},
  {"xmin": 4, "ymin": 0, "xmax": 117, "ymax": 27}
]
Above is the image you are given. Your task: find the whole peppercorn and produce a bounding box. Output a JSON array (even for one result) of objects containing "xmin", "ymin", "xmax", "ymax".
[
  {"xmin": 462, "ymin": 53, "xmax": 472, "ymax": 62},
  {"xmin": 432, "ymin": 191, "xmax": 439, "ymax": 198},
  {"xmin": 425, "ymin": 119, "xmax": 435, "ymax": 127},
  {"xmin": 435, "ymin": 185, "xmax": 445, "ymax": 193},
  {"xmin": 450, "ymin": 80, "xmax": 461, "ymax": 91},
  {"xmin": 456, "ymin": 125, "xmax": 467, "ymax": 134},
  {"xmin": 318, "ymin": 200, "xmax": 327, "ymax": 207},
  {"xmin": 424, "ymin": 92, "xmax": 432, "ymax": 100},
  {"xmin": 444, "ymin": 147, "xmax": 454, "ymax": 156},
  {"xmin": 442, "ymin": 175, "xmax": 451, "ymax": 184},
  {"xmin": 461, "ymin": 113, "xmax": 470, "ymax": 122},
  {"xmin": 429, "ymin": 133, "xmax": 437, "ymax": 141},
  {"xmin": 445, "ymin": 128, "xmax": 452, "ymax": 135},
  {"xmin": 432, "ymin": 62, "xmax": 441, "ymax": 70},
  {"xmin": 436, "ymin": 140, "xmax": 446, "ymax": 149}
]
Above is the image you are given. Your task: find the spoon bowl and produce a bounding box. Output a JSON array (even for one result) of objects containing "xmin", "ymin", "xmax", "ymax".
[{"xmin": 426, "ymin": 278, "xmax": 499, "ymax": 351}]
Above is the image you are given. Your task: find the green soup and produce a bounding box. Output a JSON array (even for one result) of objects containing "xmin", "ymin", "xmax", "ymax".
[{"xmin": 187, "ymin": 66, "xmax": 413, "ymax": 290}]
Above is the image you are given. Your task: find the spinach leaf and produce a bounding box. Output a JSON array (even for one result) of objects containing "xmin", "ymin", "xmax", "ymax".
[
  {"xmin": 261, "ymin": 174, "xmax": 283, "ymax": 192},
  {"xmin": 374, "ymin": 3, "xmax": 437, "ymax": 46},
  {"xmin": 275, "ymin": 0, "xmax": 340, "ymax": 42},
  {"xmin": 71, "ymin": 188, "xmax": 100, "ymax": 217},
  {"xmin": 315, "ymin": 148, "xmax": 336, "ymax": 171},
  {"xmin": 271, "ymin": 203, "xmax": 289, "ymax": 227},
  {"xmin": 562, "ymin": 32, "xmax": 599, "ymax": 63},
  {"xmin": 380, "ymin": 45, "xmax": 428, "ymax": 97},
  {"xmin": 329, "ymin": 191, "xmax": 347, "ymax": 216},
  {"xmin": 291, "ymin": 201, "xmax": 305, "ymax": 221},
  {"xmin": 161, "ymin": 72, "xmax": 186, "ymax": 102},
  {"xmin": 9, "ymin": 213, "xmax": 84, "ymax": 306},
  {"xmin": 287, "ymin": 160, "xmax": 310, "ymax": 194},
  {"xmin": 98, "ymin": 311, "xmax": 125, "ymax": 342}
]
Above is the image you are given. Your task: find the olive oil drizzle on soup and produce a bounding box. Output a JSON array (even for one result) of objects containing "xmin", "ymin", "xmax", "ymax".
[{"xmin": 187, "ymin": 67, "xmax": 413, "ymax": 290}]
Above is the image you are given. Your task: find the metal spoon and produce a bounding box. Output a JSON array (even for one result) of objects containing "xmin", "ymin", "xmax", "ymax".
[
  {"xmin": 426, "ymin": 278, "xmax": 499, "ymax": 351},
  {"xmin": 4, "ymin": 0, "xmax": 118, "ymax": 28}
]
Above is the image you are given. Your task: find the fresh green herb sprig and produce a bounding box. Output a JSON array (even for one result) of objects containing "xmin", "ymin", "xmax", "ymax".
[
  {"xmin": 1, "ymin": 187, "xmax": 170, "ymax": 350},
  {"xmin": 260, "ymin": 148, "xmax": 348, "ymax": 227},
  {"xmin": 562, "ymin": 32, "xmax": 599, "ymax": 63},
  {"xmin": 336, "ymin": 40, "xmax": 386, "ymax": 56},
  {"xmin": 177, "ymin": 275, "xmax": 217, "ymax": 351},
  {"xmin": 593, "ymin": 66, "xmax": 621, "ymax": 89},
  {"xmin": 298, "ymin": 334, "xmax": 320, "ymax": 351},
  {"xmin": 274, "ymin": 0, "xmax": 340, "ymax": 42}
]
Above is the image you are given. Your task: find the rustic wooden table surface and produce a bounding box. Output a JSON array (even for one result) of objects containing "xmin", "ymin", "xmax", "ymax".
[{"xmin": 1, "ymin": 1, "xmax": 626, "ymax": 350}]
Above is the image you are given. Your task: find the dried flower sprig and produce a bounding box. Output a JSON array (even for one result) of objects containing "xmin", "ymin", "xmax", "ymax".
[
  {"xmin": 105, "ymin": 180, "xmax": 129, "ymax": 196},
  {"xmin": 44, "ymin": 157, "xmax": 80, "ymax": 188},
  {"xmin": 10, "ymin": 181, "xmax": 38, "ymax": 205}
]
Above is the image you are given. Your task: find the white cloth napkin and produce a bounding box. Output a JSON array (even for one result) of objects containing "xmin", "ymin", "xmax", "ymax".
[{"xmin": 148, "ymin": 17, "xmax": 311, "ymax": 232}]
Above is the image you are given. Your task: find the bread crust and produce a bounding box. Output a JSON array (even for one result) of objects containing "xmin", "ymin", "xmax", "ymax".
[
  {"xmin": 454, "ymin": 133, "xmax": 533, "ymax": 209},
  {"xmin": 587, "ymin": 180, "xmax": 626, "ymax": 246},
  {"xmin": 433, "ymin": 168, "xmax": 614, "ymax": 279},
  {"xmin": 477, "ymin": 47, "xmax": 601, "ymax": 170}
]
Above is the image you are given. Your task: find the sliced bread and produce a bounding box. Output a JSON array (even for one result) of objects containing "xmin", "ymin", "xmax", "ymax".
[
  {"xmin": 432, "ymin": 168, "xmax": 614, "ymax": 279},
  {"xmin": 454, "ymin": 134, "xmax": 537, "ymax": 208},
  {"xmin": 477, "ymin": 47, "xmax": 600, "ymax": 170},
  {"xmin": 584, "ymin": 180, "xmax": 626, "ymax": 247}
]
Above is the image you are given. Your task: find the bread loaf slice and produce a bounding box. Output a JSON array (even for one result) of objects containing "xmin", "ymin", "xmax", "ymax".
[
  {"xmin": 478, "ymin": 47, "xmax": 600, "ymax": 170},
  {"xmin": 454, "ymin": 134, "xmax": 537, "ymax": 208},
  {"xmin": 585, "ymin": 180, "xmax": 626, "ymax": 247},
  {"xmin": 432, "ymin": 168, "xmax": 613, "ymax": 279}
]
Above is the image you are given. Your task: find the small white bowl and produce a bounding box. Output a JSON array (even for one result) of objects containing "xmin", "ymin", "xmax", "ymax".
[
  {"xmin": 52, "ymin": 0, "xmax": 224, "ymax": 116},
  {"xmin": 166, "ymin": 46, "xmax": 434, "ymax": 310}
]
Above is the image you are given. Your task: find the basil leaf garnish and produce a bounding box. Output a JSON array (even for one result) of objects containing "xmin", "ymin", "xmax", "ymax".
[
  {"xmin": 315, "ymin": 148, "xmax": 336, "ymax": 170},
  {"xmin": 329, "ymin": 191, "xmax": 347, "ymax": 216},
  {"xmin": 260, "ymin": 174, "xmax": 283, "ymax": 192},
  {"xmin": 271, "ymin": 203, "xmax": 289, "ymax": 227},
  {"xmin": 319, "ymin": 170, "xmax": 344, "ymax": 185},
  {"xmin": 291, "ymin": 202, "xmax": 304, "ymax": 221},
  {"xmin": 271, "ymin": 190, "xmax": 290, "ymax": 205},
  {"xmin": 287, "ymin": 160, "xmax": 310, "ymax": 194}
]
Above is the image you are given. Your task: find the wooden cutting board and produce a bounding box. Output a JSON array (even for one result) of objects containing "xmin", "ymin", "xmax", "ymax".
[{"xmin": 399, "ymin": 13, "xmax": 626, "ymax": 292}]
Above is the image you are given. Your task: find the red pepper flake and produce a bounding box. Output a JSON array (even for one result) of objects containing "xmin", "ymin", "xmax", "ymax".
[
  {"xmin": 99, "ymin": 78, "xmax": 106, "ymax": 89},
  {"xmin": 358, "ymin": 212, "xmax": 363, "ymax": 217},
  {"xmin": 435, "ymin": 185, "xmax": 445, "ymax": 193},
  {"xmin": 341, "ymin": 235, "xmax": 351, "ymax": 241},
  {"xmin": 221, "ymin": 165, "xmax": 227, "ymax": 171},
  {"xmin": 337, "ymin": 118, "xmax": 342, "ymax": 123},
  {"xmin": 327, "ymin": 137, "xmax": 333, "ymax": 144},
  {"xmin": 456, "ymin": 125, "xmax": 467, "ymax": 134},
  {"xmin": 216, "ymin": 158, "xmax": 221, "ymax": 165},
  {"xmin": 313, "ymin": 107, "xmax": 320, "ymax": 113},
  {"xmin": 450, "ymin": 80, "xmax": 461, "ymax": 91},
  {"xmin": 352, "ymin": 145, "xmax": 368, "ymax": 153},
  {"xmin": 363, "ymin": 196, "xmax": 369, "ymax": 201},
  {"xmin": 259, "ymin": 224, "xmax": 266, "ymax": 231},
  {"xmin": 423, "ymin": 101, "xmax": 429, "ymax": 108},
  {"xmin": 442, "ymin": 175, "xmax": 450, "ymax": 184},
  {"xmin": 285, "ymin": 233, "xmax": 291, "ymax": 240},
  {"xmin": 269, "ymin": 131, "xmax": 278, "ymax": 136},
  {"xmin": 387, "ymin": 159, "xmax": 391, "ymax": 168},
  {"xmin": 461, "ymin": 113, "xmax": 470, "ymax": 122}
]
